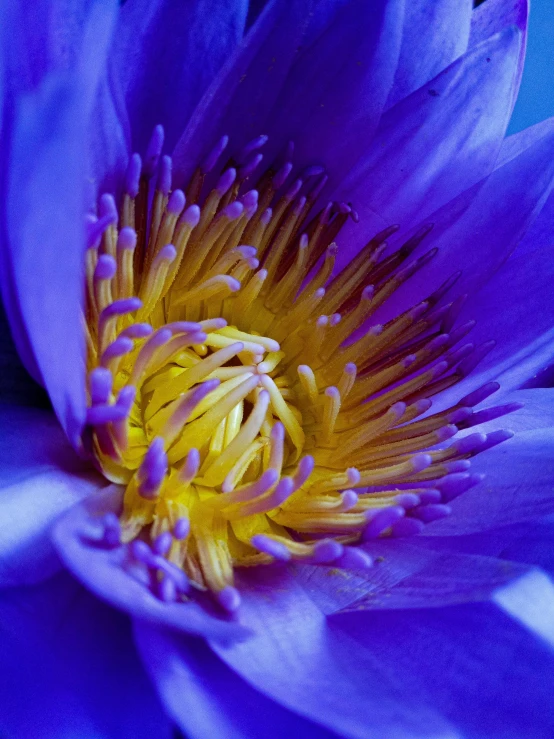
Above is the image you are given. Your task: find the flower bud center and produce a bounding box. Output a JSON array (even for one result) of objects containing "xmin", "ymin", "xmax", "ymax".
[{"xmin": 82, "ymin": 127, "xmax": 514, "ymax": 610}]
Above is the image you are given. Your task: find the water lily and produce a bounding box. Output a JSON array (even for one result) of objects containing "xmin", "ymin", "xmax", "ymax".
[{"xmin": 2, "ymin": 0, "xmax": 554, "ymax": 736}]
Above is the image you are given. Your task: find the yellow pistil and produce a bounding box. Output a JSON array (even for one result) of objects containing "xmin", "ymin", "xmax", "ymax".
[{"xmin": 82, "ymin": 130, "xmax": 507, "ymax": 611}]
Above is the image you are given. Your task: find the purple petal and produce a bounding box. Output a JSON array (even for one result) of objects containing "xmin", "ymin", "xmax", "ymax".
[
  {"xmin": 209, "ymin": 564, "xmax": 554, "ymax": 738},
  {"xmin": 173, "ymin": 0, "xmax": 320, "ymax": 183},
  {"xmin": 87, "ymin": 73, "xmax": 131, "ymax": 199},
  {"xmin": 372, "ymin": 121, "xmax": 554, "ymax": 332},
  {"xmin": 134, "ymin": 621, "xmax": 340, "ymax": 739},
  {"xmin": 5, "ymin": 79, "xmax": 87, "ymax": 444},
  {"xmin": 258, "ymin": 0, "xmax": 404, "ymax": 192},
  {"xmin": 173, "ymin": 0, "xmax": 402, "ymax": 186},
  {"xmin": 411, "ymin": 518, "xmax": 554, "ymax": 586},
  {"xmin": 0, "ymin": 571, "xmax": 172, "ymax": 739},
  {"xmin": 492, "ymin": 569, "xmax": 554, "ymax": 648},
  {"xmin": 337, "ymin": 27, "xmax": 522, "ymax": 249},
  {"xmin": 459, "ymin": 388, "xmax": 554, "ymax": 435},
  {"xmin": 3, "ymin": 0, "xmax": 113, "ymax": 93},
  {"xmin": 386, "ymin": 0, "xmax": 472, "ymax": 109},
  {"xmin": 499, "ymin": 116, "xmax": 554, "ymax": 169},
  {"xmin": 3, "ymin": 2, "xmax": 117, "ymax": 445},
  {"xmin": 210, "ymin": 565, "xmax": 453, "ymax": 739},
  {"xmin": 52, "ymin": 485, "xmax": 251, "ymax": 643},
  {"xmin": 470, "ymin": 0, "xmax": 528, "ymax": 103},
  {"xmin": 0, "ymin": 406, "xmax": 101, "ymax": 587},
  {"xmin": 114, "ymin": 0, "xmax": 247, "ymax": 155},
  {"xmin": 436, "ymin": 225, "xmax": 554, "ymax": 404},
  {"xmin": 331, "ymin": 597, "xmax": 554, "ymax": 738}
]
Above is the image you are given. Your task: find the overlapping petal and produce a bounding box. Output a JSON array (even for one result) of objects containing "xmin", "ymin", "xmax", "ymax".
[
  {"xmin": 422, "ymin": 518, "xmax": 554, "ymax": 581},
  {"xmin": 0, "ymin": 405, "xmax": 101, "ymax": 587},
  {"xmin": 427, "ymin": 428, "xmax": 554, "ymax": 535},
  {"xmin": 329, "ymin": 599, "xmax": 554, "ymax": 739},
  {"xmin": 0, "ymin": 2, "xmax": 553, "ymax": 737},
  {"xmin": 113, "ymin": 0, "xmax": 248, "ymax": 155},
  {"xmin": 337, "ymin": 27, "xmax": 522, "ymax": 248},
  {"xmin": 470, "ymin": 0, "xmax": 528, "ymax": 100},
  {"xmin": 210, "ymin": 565, "xmax": 454, "ymax": 739},
  {"xmin": 371, "ymin": 123, "xmax": 554, "ymax": 334},
  {"xmin": 1, "ymin": 0, "xmax": 117, "ymax": 444},
  {"xmin": 173, "ymin": 0, "xmax": 403, "ymax": 189},
  {"xmin": 201, "ymin": 558, "xmax": 554, "ymax": 739},
  {"xmin": 385, "ymin": 0, "xmax": 472, "ymax": 109},
  {"xmin": 135, "ymin": 622, "xmax": 340, "ymax": 739},
  {"xmin": 0, "ymin": 570, "xmax": 172, "ymax": 739}
]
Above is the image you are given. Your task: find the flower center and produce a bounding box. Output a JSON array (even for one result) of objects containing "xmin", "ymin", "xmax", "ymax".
[{"xmin": 83, "ymin": 126, "xmax": 515, "ymax": 611}]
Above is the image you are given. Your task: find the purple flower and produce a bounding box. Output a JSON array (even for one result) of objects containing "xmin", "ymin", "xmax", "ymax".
[{"xmin": 2, "ymin": 0, "xmax": 554, "ymax": 737}]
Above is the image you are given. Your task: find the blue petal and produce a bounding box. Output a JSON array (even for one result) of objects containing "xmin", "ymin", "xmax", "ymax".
[
  {"xmin": 499, "ymin": 116, "xmax": 554, "ymax": 170},
  {"xmin": 464, "ymin": 259, "xmax": 554, "ymax": 395},
  {"xmin": 410, "ymin": 519, "xmax": 554, "ymax": 584},
  {"xmin": 442, "ymin": 189, "xmax": 554, "ymax": 397},
  {"xmin": 0, "ymin": 405, "xmax": 101, "ymax": 587},
  {"xmin": 114, "ymin": 0, "xmax": 248, "ymax": 154},
  {"xmin": 371, "ymin": 119, "xmax": 554, "ymax": 337},
  {"xmin": 173, "ymin": 0, "xmax": 329, "ymax": 183},
  {"xmin": 87, "ymin": 73, "xmax": 131, "ymax": 198},
  {"xmin": 257, "ymin": 0, "xmax": 404, "ymax": 193},
  {"xmin": 173, "ymin": 0, "xmax": 402, "ymax": 189},
  {"xmin": 2, "ymin": 1, "xmax": 117, "ymax": 445},
  {"xmin": 337, "ymin": 27, "xmax": 522, "ymax": 251},
  {"xmin": 492, "ymin": 569, "xmax": 554, "ymax": 649},
  {"xmin": 134, "ymin": 621, "xmax": 340, "ymax": 739},
  {"xmin": 331, "ymin": 598, "xmax": 554, "ymax": 739},
  {"xmin": 386, "ymin": 0, "xmax": 472, "ymax": 109},
  {"xmin": 0, "ymin": 570, "xmax": 172, "ymax": 739},
  {"xmin": 209, "ymin": 565, "xmax": 456, "ymax": 738},
  {"xmin": 3, "ymin": 0, "xmax": 114, "ymax": 93},
  {"xmin": 470, "ymin": 0, "xmax": 528, "ymax": 102},
  {"xmin": 53, "ymin": 485, "xmax": 251, "ymax": 643},
  {"xmin": 464, "ymin": 388, "xmax": 554, "ymax": 434},
  {"xmin": 209, "ymin": 567, "xmax": 554, "ymax": 738}
]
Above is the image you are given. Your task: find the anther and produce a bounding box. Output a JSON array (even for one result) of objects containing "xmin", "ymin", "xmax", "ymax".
[
  {"xmin": 363, "ymin": 506, "xmax": 405, "ymax": 539},
  {"xmin": 101, "ymin": 513, "xmax": 121, "ymax": 548},
  {"xmin": 237, "ymin": 134, "xmax": 268, "ymax": 164},
  {"xmin": 238, "ymin": 152, "xmax": 263, "ymax": 180},
  {"xmin": 201, "ymin": 135, "xmax": 229, "ymax": 173},
  {"xmin": 157, "ymin": 155, "xmax": 173, "ymax": 195},
  {"xmin": 217, "ymin": 586, "xmax": 241, "ymax": 612},
  {"xmin": 125, "ymin": 153, "xmax": 142, "ymax": 198},
  {"xmin": 251, "ymin": 534, "xmax": 291, "ymax": 561},
  {"xmin": 144, "ymin": 125, "xmax": 165, "ymax": 177},
  {"xmin": 137, "ymin": 437, "xmax": 168, "ymax": 499},
  {"xmin": 178, "ymin": 448, "xmax": 201, "ymax": 485},
  {"xmin": 173, "ymin": 517, "xmax": 190, "ymax": 540},
  {"xmin": 216, "ymin": 168, "xmax": 237, "ymax": 196},
  {"xmin": 273, "ymin": 161, "xmax": 293, "ymax": 190},
  {"xmin": 89, "ymin": 367, "xmax": 113, "ymax": 405}
]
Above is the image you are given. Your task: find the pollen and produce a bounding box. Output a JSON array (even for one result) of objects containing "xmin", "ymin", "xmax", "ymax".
[{"xmin": 83, "ymin": 126, "xmax": 518, "ymax": 611}]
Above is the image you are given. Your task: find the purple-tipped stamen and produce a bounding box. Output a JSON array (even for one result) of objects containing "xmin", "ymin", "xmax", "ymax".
[
  {"xmin": 138, "ymin": 437, "xmax": 168, "ymax": 499},
  {"xmin": 125, "ymin": 153, "xmax": 142, "ymax": 198}
]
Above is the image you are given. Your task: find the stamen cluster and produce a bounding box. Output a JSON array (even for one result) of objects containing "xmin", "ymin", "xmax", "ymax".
[{"xmin": 83, "ymin": 126, "xmax": 517, "ymax": 611}]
